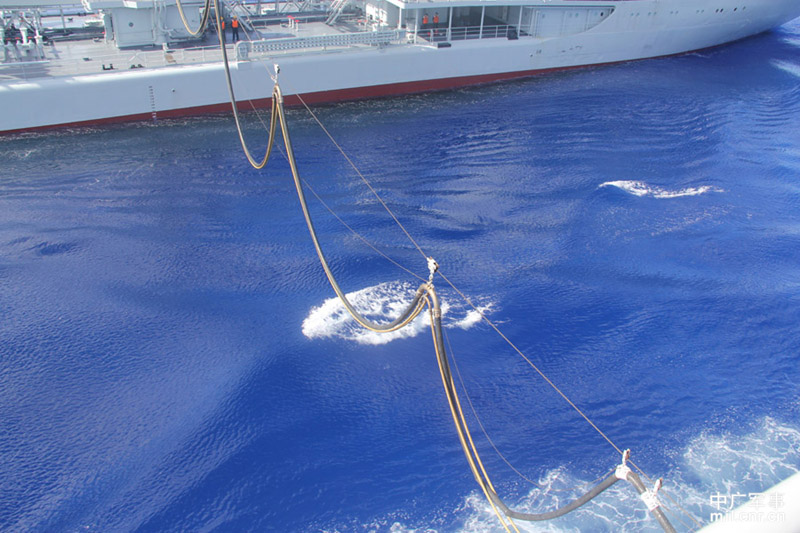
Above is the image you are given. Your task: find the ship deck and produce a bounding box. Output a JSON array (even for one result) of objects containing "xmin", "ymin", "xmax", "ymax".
[{"xmin": 0, "ymin": 16, "xmax": 371, "ymax": 82}]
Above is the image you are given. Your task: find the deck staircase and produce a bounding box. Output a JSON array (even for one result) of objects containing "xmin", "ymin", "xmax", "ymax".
[
  {"xmin": 325, "ymin": 0, "xmax": 350, "ymax": 25},
  {"xmin": 222, "ymin": 0, "xmax": 257, "ymax": 34}
]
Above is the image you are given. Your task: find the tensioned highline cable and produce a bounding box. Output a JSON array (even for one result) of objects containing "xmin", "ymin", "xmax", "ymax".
[
  {"xmin": 207, "ymin": 30, "xmax": 684, "ymax": 529},
  {"xmin": 277, "ymin": 76, "xmax": 430, "ymax": 263},
  {"xmin": 258, "ymin": 89, "xmax": 696, "ymax": 533},
  {"xmin": 442, "ymin": 325, "xmax": 617, "ymax": 493},
  {"xmin": 225, "ymin": 84, "xmax": 678, "ymax": 533},
  {"xmin": 436, "ymin": 270, "xmax": 700, "ymax": 531},
  {"xmin": 239, "ymin": 98, "xmax": 428, "ymax": 283},
  {"xmin": 266, "ymin": 81, "xmax": 697, "ymax": 531}
]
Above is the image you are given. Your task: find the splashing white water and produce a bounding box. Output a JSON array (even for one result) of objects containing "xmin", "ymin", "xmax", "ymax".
[
  {"xmin": 302, "ymin": 281, "xmax": 493, "ymax": 345},
  {"xmin": 452, "ymin": 417, "xmax": 800, "ymax": 532},
  {"xmin": 378, "ymin": 417, "xmax": 800, "ymax": 532},
  {"xmin": 599, "ymin": 180, "xmax": 721, "ymax": 198}
]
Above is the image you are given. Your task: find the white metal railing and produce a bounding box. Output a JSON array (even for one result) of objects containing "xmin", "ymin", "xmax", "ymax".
[
  {"xmin": 0, "ymin": 43, "xmax": 230, "ymax": 81},
  {"xmin": 1, "ymin": 28, "xmax": 410, "ymax": 81},
  {"xmin": 411, "ymin": 24, "xmax": 518, "ymax": 42},
  {"xmin": 237, "ymin": 29, "xmax": 406, "ymax": 58}
]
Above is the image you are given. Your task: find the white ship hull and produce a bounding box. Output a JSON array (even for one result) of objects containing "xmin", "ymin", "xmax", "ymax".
[{"xmin": 2, "ymin": 0, "xmax": 799, "ymax": 134}]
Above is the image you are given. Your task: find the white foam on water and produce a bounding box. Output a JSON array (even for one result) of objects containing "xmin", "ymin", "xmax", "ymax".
[
  {"xmin": 772, "ymin": 59, "xmax": 800, "ymax": 79},
  {"xmin": 302, "ymin": 281, "xmax": 493, "ymax": 346},
  {"xmin": 780, "ymin": 37, "xmax": 800, "ymax": 49},
  {"xmin": 452, "ymin": 306, "xmax": 492, "ymax": 330},
  {"xmin": 379, "ymin": 417, "xmax": 800, "ymax": 532},
  {"xmin": 682, "ymin": 417, "xmax": 800, "ymax": 497},
  {"xmin": 599, "ymin": 180, "xmax": 721, "ymax": 199}
]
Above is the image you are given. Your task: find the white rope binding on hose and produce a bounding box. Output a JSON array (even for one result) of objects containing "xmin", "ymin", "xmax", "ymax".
[
  {"xmin": 642, "ymin": 478, "xmax": 664, "ymax": 512},
  {"xmin": 615, "ymin": 448, "xmax": 633, "ymax": 480},
  {"xmin": 427, "ymin": 257, "xmax": 439, "ymax": 284},
  {"xmin": 198, "ymin": 39, "xmax": 684, "ymax": 528}
]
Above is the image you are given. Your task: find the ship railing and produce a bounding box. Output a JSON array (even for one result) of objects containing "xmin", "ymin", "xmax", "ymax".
[
  {"xmin": 236, "ymin": 28, "xmax": 406, "ymax": 59},
  {"xmin": 411, "ymin": 24, "xmax": 519, "ymax": 43},
  {"xmin": 453, "ymin": 24, "xmax": 518, "ymax": 40},
  {"xmin": 0, "ymin": 43, "xmax": 231, "ymax": 80},
  {"xmin": 0, "ymin": 28, "xmax": 408, "ymax": 81}
]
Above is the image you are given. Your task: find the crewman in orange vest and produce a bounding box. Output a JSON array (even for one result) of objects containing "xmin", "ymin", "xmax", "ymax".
[
  {"xmin": 220, "ymin": 18, "xmax": 226, "ymax": 43},
  {"xmin": 422, "ymin": 13, "xmax": 429, "ymax": 25},
  {"xmin": 433, "ymin": 12, "xmax": 439, "ymax": 25},
  {"xmin": 232, "ymin": 16, "xmax": 240, "ymax": 41}
]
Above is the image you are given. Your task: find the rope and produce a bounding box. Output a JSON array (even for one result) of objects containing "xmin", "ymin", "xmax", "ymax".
[
  {"xmin": 211, "ymin": 45, "xmax": 689, "ymax": 529},
  {"xmin": 258, "ymin": 79, "xmax": 642, "ymax": 492},
  {"xmin": 299, "ymin": 178, "xmax": 428, "ymax": 283},
  {"xmin": 234, "ymin": 81, "xmax": 638, "ymax": 530},
  {"xmin": 436, "ymin": 271, "xmax": 626, "ymax": 455},
  {"xmin": 435, "ymin": 271, "xmax": 702, "ymax": 530},
  {"xmin": 428, "ymin": 286, "xmax": 653, "ymax": 528},
  {"xmin": 443, "ymin": 327, "xmax": 616, "ymax": 493},
  {"xmin": 286, "ymin": 86, "xmax": 430, "ymax": 263},
  {"xmin": 276, "ymin": 85, "xmax": 432, "ymax": 333}
]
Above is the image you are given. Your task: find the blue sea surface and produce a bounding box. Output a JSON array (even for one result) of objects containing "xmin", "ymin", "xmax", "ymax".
[{"xmin": 2, "ymin": 20, "xmax": 800, "ymax": 532}]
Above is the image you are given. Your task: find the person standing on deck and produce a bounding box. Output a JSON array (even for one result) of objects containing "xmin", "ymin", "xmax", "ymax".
[
  {"xmin": 220, "ymin": 18, "xmax": 226, "ymax": 43},
  {"xmin": 232, "ymin": 17, "xmax": 240, "ymax": 42}
]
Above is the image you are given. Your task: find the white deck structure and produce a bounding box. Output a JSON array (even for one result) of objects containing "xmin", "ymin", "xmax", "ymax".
[{"xmin": 2, "ymin": 0, "xmax": 800, "ymax": 133}]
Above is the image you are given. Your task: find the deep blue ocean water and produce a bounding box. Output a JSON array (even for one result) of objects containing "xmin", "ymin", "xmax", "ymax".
[{"xmin": 2, "ymin": 19, "xmax": 800, "ymax": 532}]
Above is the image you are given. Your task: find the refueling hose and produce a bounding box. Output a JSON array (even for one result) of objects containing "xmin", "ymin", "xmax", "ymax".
[{"xmin": 196, "ymin": 32, "xmax": 680, "ymax": 528}]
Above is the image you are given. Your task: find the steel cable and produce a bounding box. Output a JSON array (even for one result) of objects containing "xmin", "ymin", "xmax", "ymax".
[{"xmin": 212, "ymin": 45, "xmax": 688, "ymax": 529}]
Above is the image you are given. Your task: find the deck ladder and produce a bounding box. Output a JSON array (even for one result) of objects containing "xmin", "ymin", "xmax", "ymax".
[{"xmin": 325, "ymin": 0, "xmax": 350, "ymax": 25}]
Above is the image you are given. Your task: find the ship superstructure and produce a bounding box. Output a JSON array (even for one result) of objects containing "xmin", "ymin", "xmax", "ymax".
[{"xmin": 2, "ymin": 0, "xmax": 800, "ymax": 133}]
